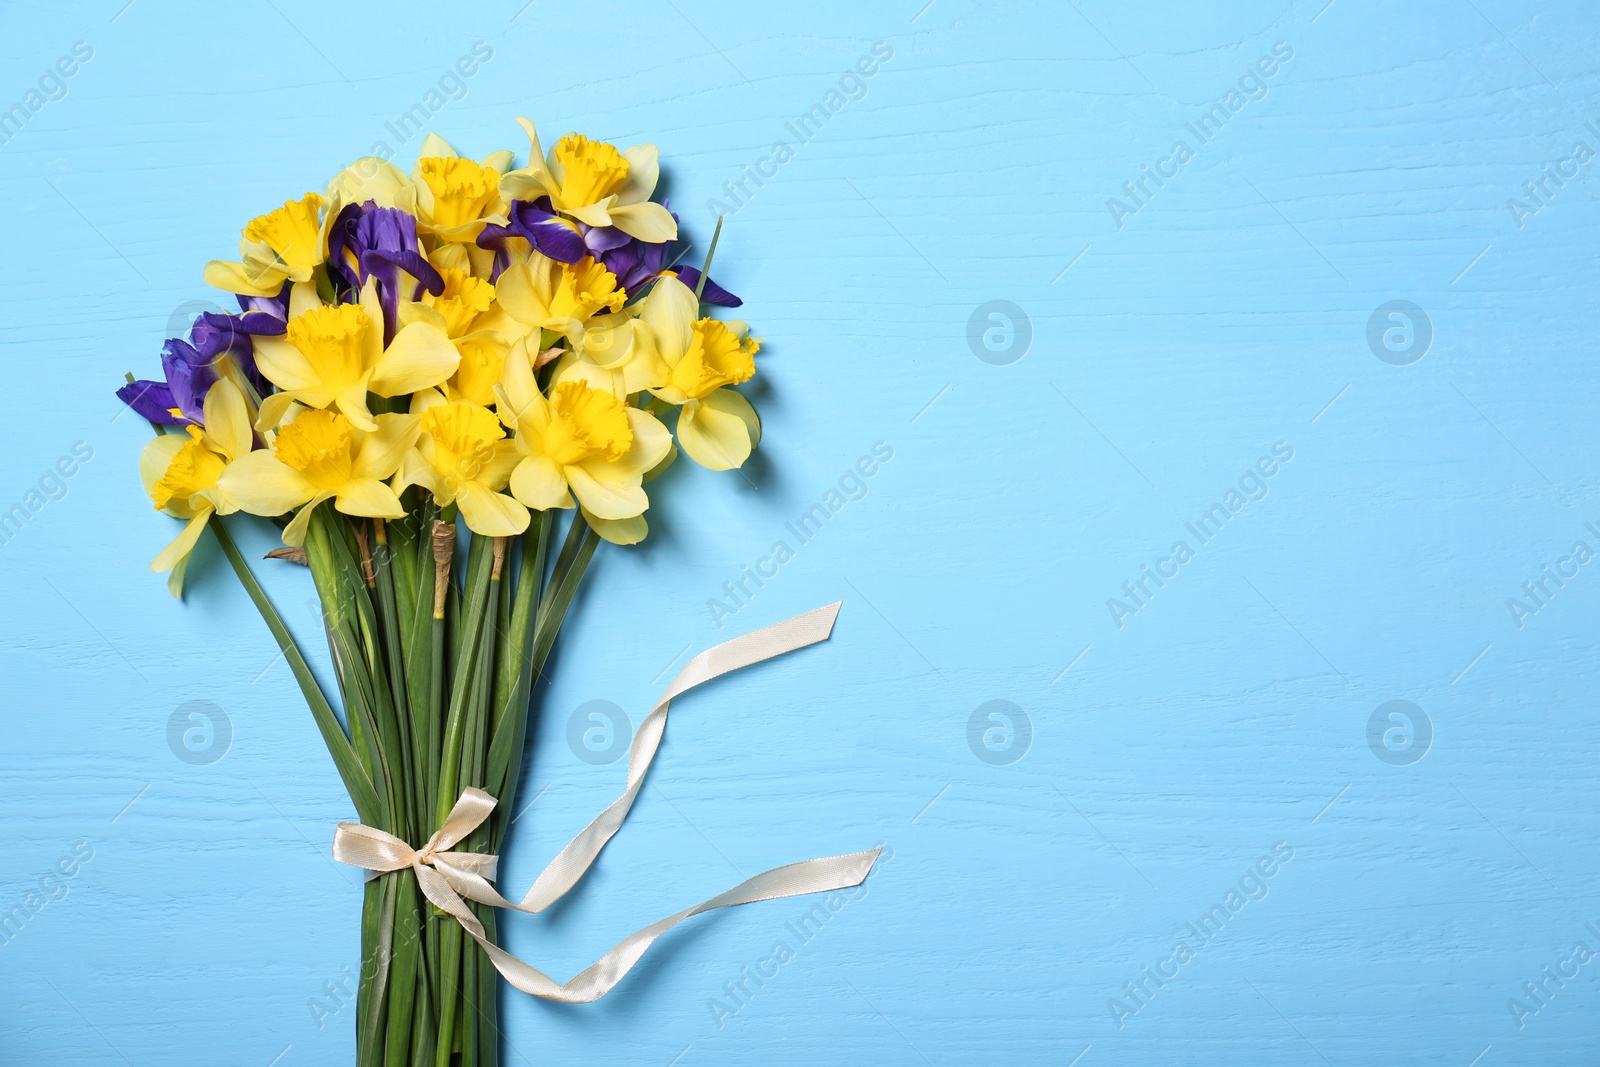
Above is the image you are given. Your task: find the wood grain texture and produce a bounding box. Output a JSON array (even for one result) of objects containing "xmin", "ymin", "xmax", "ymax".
[{"xmin": 2, "ymin": 0, "xmax": 1598, "ymax": 1063}]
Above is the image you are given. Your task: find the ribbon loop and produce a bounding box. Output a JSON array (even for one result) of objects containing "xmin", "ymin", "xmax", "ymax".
[{"xmin": 330, "ymin": 602, "xmax": 879, "ymax": 1003}]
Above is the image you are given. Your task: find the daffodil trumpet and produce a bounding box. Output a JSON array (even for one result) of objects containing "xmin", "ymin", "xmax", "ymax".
[{"xmin": 120, "ymin": 117, "xmax": 774, "ymax": 1067}]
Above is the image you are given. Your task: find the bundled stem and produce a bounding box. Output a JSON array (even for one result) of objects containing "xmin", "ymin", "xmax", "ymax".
[{"xmin": 213, "ymin": 502, "xmax": 599, "ymax": 1066}]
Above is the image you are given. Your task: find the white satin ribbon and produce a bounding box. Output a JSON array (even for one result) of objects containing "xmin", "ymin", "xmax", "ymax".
[{"xmin": 332, "ymin": 601, "xmax": 881, "ymax": 1003}]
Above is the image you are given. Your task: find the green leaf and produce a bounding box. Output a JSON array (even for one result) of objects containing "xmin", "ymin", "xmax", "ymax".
[{"xmin": 208, "ymin": 516, "xmax": 379, "ymax": 822}]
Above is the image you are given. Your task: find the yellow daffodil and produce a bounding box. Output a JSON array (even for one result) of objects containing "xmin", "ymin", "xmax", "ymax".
[
  {"xmin": 217, "ymin": 407, "xmax": 420, "ymax": 546},
  {"xmin": 500, "ymin": 118, "xmax": 677, "ymax": 242},
  {"xmin": 140, "ymin": 379, "xmax": 257, "ymax": 596},
  {"xmin": 412, "ymin": 133, "xmax": 513, "ymax": 242},
  {"xmin": 639, "ymin": 276, "xmax": 762, "ymax": 471},
  {"xmin": 395, "ymin": 391, "xmax": 528, "ymax": 535},
  {"xmin": 251, "ymin": 283, "xmax": 459, "ymax": 432},
  {"xmin": 494, "ymin": 252, "xmax": 626, "ymax": 345},
  {"xmin": 494, "ymin": 340, "xmax": 671, "ymax": 545},
  {"xmin": 205, "ymin": 193, "xmax": 326, "ymax": 297}
]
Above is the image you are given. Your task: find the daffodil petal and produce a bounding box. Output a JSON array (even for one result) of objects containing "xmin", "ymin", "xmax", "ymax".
[
  {"xmin": 607, "ymin": 200, "xmax": 677, "ymax": 242},
  {"xmin": 140, "ymin": 433, "xmax": 187, "ymax": 499},
  {"xmin": 418, "ymin": 132, "xmax": 458, "ymax": 159},
  {"xmin": 710, "ymin": 386, "xmax": 761, "ymax": 448},
  {"xmin": 565, "ymin": 198, "xmax": 615, "ymax": 228},
  {"xmin": 370, "ymin": 322, "xmax": 460, "ymax": 396},
  {"xmin": 456, "ymin": 482, "xmax": 530, "ymax": 536},
  {"xmin": 204, "ymin": 259, "xmax": 285, "ymax": 297},
  {"xmin": 617, "ymin": 144, "xmax": 660, "ymax": 206},
  {"xmin": 509, "ymin": 455, "xmax": 572, "ymax": 510},
  {"xmin": 202, "ymin": 380, "xmax": 252, "ymax": 462},
  {"xmin": 283, "ymin": 492, "xmax": 334, "ymax": 547},
  {"xmin": 622, "ymin": 407, "xmax": 674, "ymax": 475},
  {"xmin": 677, "ymin": 390, "xmax": 755, "ymax": 471},
  {"xmin": 324, "ymin": 158, "xmax": 416, "ymax": 214},
  {"xmin": 288, "ymin": 280, "xmax": 321, "ymax": 318},
  {"xmin": 641, "ymin": 276, "xmax": 697, "ymax": 359},
  {"xmin": 584, "ymin": 509, "xmax": 648, "ymax": 546},
  {"xmin": 334, "ymin": 478, "xmax": 407, "ymax": 518},
  {"xmin": 335, "ymin": 384, "xmax": 379, "ymax": 432},
  {"xmin": 165, "ymin": 548, "xmax": 193, "ymax": 599},
  {"xmin": 493, "ymin": 262, "xmax": 542, "ymax": 326},
  {"xmin": 476, "ymin": 441, "xmax": 522, "ymax": 491},
  {"xmin": 254, "ymin": 390, "xmax": 297, "ymax": 433},
  {"xmin": 253, "ymin": 336, "xmax": 319, "ymax": 392},
  {"xmin": 566, "ymin": 462, "xmax": 648, "ymax": 521},
  {"xmin": 494, "ymin": 340, "xmax": 546, "ymax": 430},
  {"xmin": 216, "ymin": 450, "xmax": 315, "ymax": 516},
  {"xmin": 394, "ymin": 450, "xmax": 443, "ymax": 497},
  {"xmin": 151, "ymin": 507, "xmax": 213, "ymax": 574},
  {"xmin": 353, "ymin": 413, "xmax": 421, "ymax": 480}
]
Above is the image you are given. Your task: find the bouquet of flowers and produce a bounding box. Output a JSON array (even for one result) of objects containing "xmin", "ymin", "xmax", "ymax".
[{"xmin": 119, "ymin": 119, "xmax": 877, "ymax": 1066}]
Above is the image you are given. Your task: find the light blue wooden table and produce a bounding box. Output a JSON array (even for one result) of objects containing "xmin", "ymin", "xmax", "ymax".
[{"xmin": 3, "ymin": 1, "xmax": 1597, "ymax": 1063}]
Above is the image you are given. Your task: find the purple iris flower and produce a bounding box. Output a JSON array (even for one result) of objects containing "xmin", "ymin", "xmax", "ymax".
[
  {"xmin": 234, "ymin": 284, "xmax": 290, "ymax": 336},
  {"xmin": 477, "ymin": 197, "xmax": 587, "ymax": 278},
  {"xmin": 117, "ymin": 311, "xmax": 263, "ymax": 426},
  {"xmin": 328, "ymin": 201, "xmax": 444, "ymax": 342}
]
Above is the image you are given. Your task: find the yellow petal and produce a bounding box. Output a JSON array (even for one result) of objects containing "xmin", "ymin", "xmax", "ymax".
[
  {"xmin": 494, "ymin": 339, "xmax": 544, "ymax": 430},
  {"xmin": 370, "ymin": 322, "xmax": 460, "ymax": 396},
  {"xmin": 499, "ymin": 117, "xmax": 554, "ymax": 199},
  {"xmin": 584, "ymin": 509, "xmax": 647, "ymax": 546},
  {"xmin": 334, "ymin": 478, "xmax": 407, "ymax": 518},
  {"xmin": 418, "ymin": 132, "xmax": 458, "ymax": 159},
  {"xmin": 397, "ymin": 300, "xmax": 450, "ymax": 333},
  {"xmin": 165, "ymin": 548, "xmax": 193, "ymax": 599},
  {"xmin": 151, "ymin": 507, "xmax": 213, "ymax": 574},
  {"xmin": 564, "ymin": 198, "xmax": 615, "ymax": 228},
  {"xmin": 566, "ymin": 462, "xmax": 647, "ymax": 520},
  {"xmin": 288, "ymin": 280, "xmax": 321, "ymax": 318},
  {"xmin": 500, "ymin": 170, "xmax": 551, "ymax": 202},
  {"xmin": 324, "ymin": 158, "xmax": 416, "ymax": 214},
  {"xmin": 204, "ymin": 259, "xmax": 285, "ymax": 297},
  {"xmin": 216, "ymin": 450, "xmax": 315, "ymax": 516},
  {"xmin": 394, "ymin": 449, "xmax": 443, "ymax": 497},
  {"xmin": 202, "ymin": 379, "xmax": 252, "ymax": 462},
  {"xmin": 282, "ymin": 492, "xmax": 334, "ymax": 547},
  {"xmin": 353, "ymin": 413, "xmax": 421, "ymax": 480},
  {"xmin": 140, "ymin": 433, "xmax": 188, "ymax": 501},
  {"xmin": 254, "ymin": 390, "xmax": 296, "ymax": 433},
  {"xmin": 359, "ymin": 279, "xmax": 386, "ymax": 367},
  {"xmin": 620, "ymin": 407, "xmax": 674, "ymax": 476},
  {"xmin": 677, "ymin": 389, "xmax": 756, "ymax": 470},
  {"xmin": 509, "ymin": 455, "xmax": 571, "ymax": 510},
  {"xmin": 475, "ymin": 440, "xmax": 523, "ymax": 491},
  {"xmin": 493, "ymin": 262, "xmax": 542, "ymax": 325},
  {"xmin": 253, "ymin": 336, "xmax": 319, "ymax": 392},
  {"xmin": 334, "ymin": 383, "xmax": 379, "ymax": 432},
  {"xmin": 456, "ymin": 482, "xmax": 531, "ymax": 535},
  {"xmin": 714, "ymin": 384, "xmax": 762, "ymax": 449},
  {"xmin": 616, "ymin": 144, "xmax": 660, "ymax": 206},
  {"xmin": 641, "ymin": 276, "xmax": 696, "ymax": 360},
  {"xmin": 409, "ymin": 387, "xmax": 448, "ymax": 415},
  {"xmin": 607, "ymin": 200, "xmax": 677, "ymax": 242}
]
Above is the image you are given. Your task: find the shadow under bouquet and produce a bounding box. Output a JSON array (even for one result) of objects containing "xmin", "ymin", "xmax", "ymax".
[{"xmin": 119, "ymin": 119, "xmax": 878, "ymax": 1066}]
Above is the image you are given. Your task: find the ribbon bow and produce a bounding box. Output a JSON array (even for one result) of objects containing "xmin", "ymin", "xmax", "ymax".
[{"xmin": 332, "ymin": 602, "xmax": 881, "ymax": 1004}]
